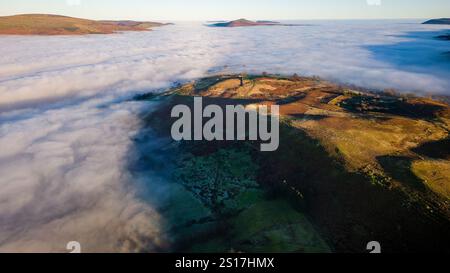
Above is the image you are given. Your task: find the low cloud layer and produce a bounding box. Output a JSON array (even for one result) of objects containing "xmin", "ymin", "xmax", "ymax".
[{"xmin": 0, "ymin": 20, "xmax": 449, "ymax": 252}]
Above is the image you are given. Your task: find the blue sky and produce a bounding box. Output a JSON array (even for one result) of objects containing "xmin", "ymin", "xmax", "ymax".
[{"xmin": 0, "ymin": 0, "xmax": 449, "ymax": 21}]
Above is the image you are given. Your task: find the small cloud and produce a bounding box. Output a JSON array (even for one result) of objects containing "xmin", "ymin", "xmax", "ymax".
[
  {"xmin": 66, "ymin": 0, "xmax": 82, "ymax": 6},
  {"xmin": 367, "ymin": 0, "xmax": 382, "ymax": 6}
]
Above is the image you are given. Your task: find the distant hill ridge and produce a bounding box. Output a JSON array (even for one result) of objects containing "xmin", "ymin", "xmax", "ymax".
[
  {"xmin": 209, "ymin": 18, "xmax": 307, "ymax": 27},
  {"xmin": 423, "ymin": 18, "xmax": 450, "ymax": 25},
  {"xmin": 209, "ymin": 19, "xmax": 275, "ymax": 27},
  {"xmin": 0, "ymin": 14, "xmax": 170, "ymax": 35}
]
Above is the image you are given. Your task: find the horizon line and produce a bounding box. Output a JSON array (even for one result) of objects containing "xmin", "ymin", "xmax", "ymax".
[{"xmin": 0, "ymin": 13, "xmax": 438, "ymax": 22}]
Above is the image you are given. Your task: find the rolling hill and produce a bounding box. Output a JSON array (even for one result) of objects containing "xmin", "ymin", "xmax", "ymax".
[
  {"xmin": 209, "ymin": 18, "xmax": 302, "ymax": 27},
  {"xmin": 0, "ymin": 14, "xmax": 170, "ymax": 35},
  {"xmin": 138, "ymin": 74, "xmax": 450, "ymax": 252},
  {"xmin": 423, "ymin": 18, "xmax": 450, "ymax": 25}
]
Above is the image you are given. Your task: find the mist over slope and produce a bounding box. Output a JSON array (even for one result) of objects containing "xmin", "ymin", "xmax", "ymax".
[{"xmin": 0, "ymin": 20, "xmax": 449, "ymax": 252}]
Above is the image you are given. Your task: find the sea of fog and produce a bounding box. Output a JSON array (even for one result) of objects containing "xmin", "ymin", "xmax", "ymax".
[{"xmin": 0, "ymin": 20, "xmax": 449, "ymax": 252}]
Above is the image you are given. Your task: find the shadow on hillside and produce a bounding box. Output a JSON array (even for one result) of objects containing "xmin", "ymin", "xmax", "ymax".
[
  {"xmin": 339, "ymin": 94, "xmax": 446, "ymax": 120},
  {"xmin": 377, "ymin": 155, "xmax": 427, "ymax": 192},
  {"xmin": 412, "ymin": 137, "xmax": 450, "ymax": 160}
]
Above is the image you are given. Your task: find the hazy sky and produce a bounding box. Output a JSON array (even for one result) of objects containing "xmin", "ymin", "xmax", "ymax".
[{"xmin": 0, "ymin": 0, "xmax": 449, "ymax": 21}]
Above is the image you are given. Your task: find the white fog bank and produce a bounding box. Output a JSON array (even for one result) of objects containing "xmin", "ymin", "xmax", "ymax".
[{"xmin": 0, "ymin": 20, "xmax": 449, "ymax": 252}]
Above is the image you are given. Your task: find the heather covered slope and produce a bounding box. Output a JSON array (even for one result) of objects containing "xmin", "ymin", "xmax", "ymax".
[
  {"xmin": 139, "ymin": 74, "xmax": 450, "ymax": 252},
  {"xmin": 176, "ymin": 74, "xmax": 450, "ymax": 202},
  {"xmin": 0, "ymin": 14, "xmax": 169, "ymax": 35}
]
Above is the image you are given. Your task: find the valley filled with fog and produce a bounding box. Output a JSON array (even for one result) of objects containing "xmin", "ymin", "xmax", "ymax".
[{"xmin": 0, "ymin": 20, "xmax": 449, "ymax": 252}]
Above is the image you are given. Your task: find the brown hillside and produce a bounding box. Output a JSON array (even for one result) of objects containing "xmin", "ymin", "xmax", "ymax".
[{"xmin": 0, "ymin": 14, "xmax": 169, "ymax": 35}]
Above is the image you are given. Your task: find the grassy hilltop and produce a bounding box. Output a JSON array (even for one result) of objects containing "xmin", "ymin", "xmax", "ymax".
[
  {"xmin": 138, "ymin": 74, "xmax": 450, "ymax": 252},
  {"xmin": 0, "ymin": 14, "xmax": 169, "ymax": 35}
]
